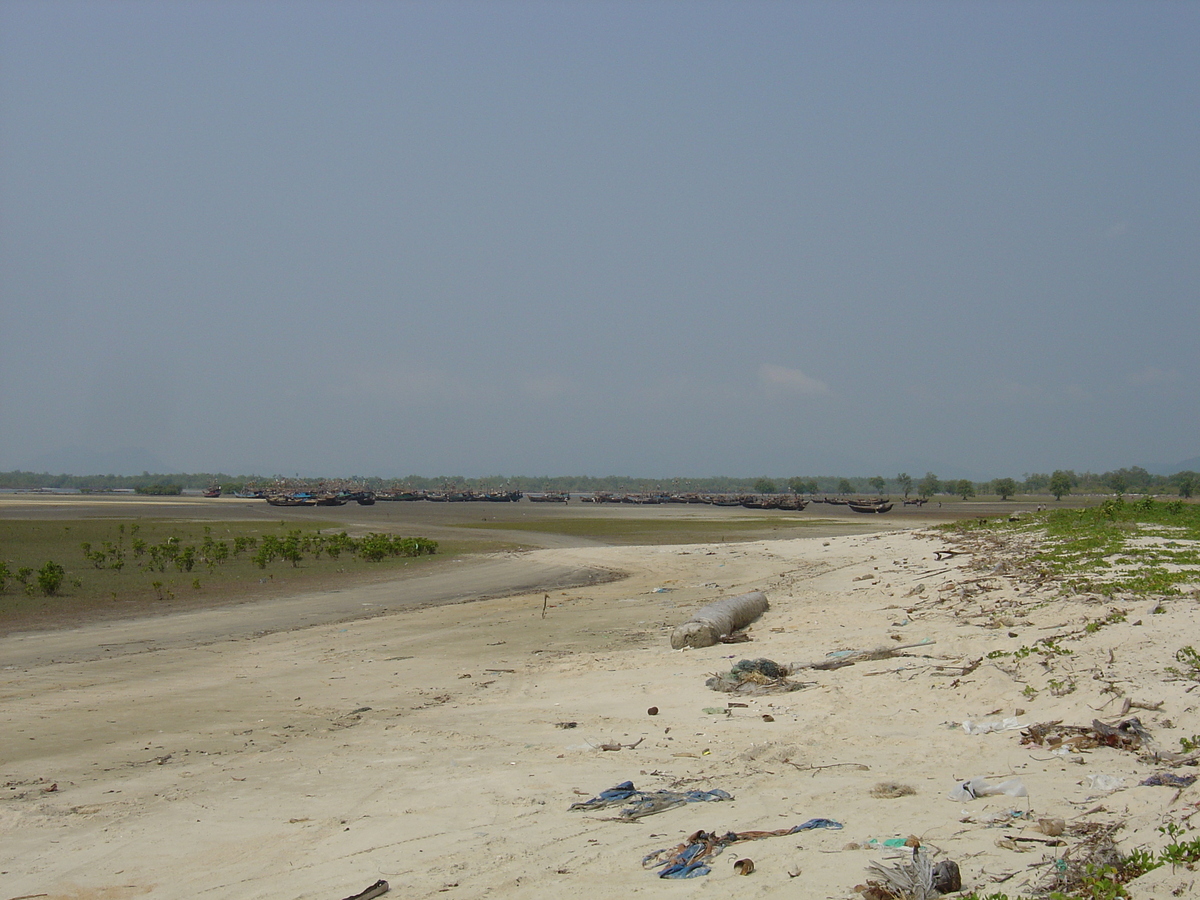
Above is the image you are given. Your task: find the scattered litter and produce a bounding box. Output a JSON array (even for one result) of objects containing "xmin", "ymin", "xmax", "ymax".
[
  {"xmin": 1021, "ymin": 718, "xmax": 1151, "ymax": 752},
  {"xmin": 1086, "ymin": 774, "xmax": 1126, "ymax": 793},
  {"xmin": 1140, "ymin": 772, "xmax": 1197, "ymax": 788},
  {"xmin": 857, "ymin": 845, "xmax": 956, "ymax": 900},
  {"xmin": 555, "ymin": 721, "xmax": 578, "ymax": 729},
  {"xmin": 643, "ymin": 819, "xmax": 842, "ymax": 878},
  {"xmin": 733, "ymin": 858, "xmax": 755, "ymax": 875},
  {"xmin": 962, "ymin": 717, "xmax": 1024, "ymax": 735},
  {"xmin": 948, "ymin": 777, "xmax": 1028, "ymax": 801},
  {"xmin": 1038, "ymin": 821, "xmax": 1125, "ymax": 896},
  {"xmin": 932, "ymin": 859, "xmax": 962, "ymax": 894},
  {"xmin": 1036, "ymin": 817, "xmax": 1066, "ymax": 836},
  {"xmin": 706, "ymin": 658, "xmax": 809, "ymax": 694},
  {"xmin": 570, "ymin": 780, "xmax": 732, "ymax": 819},
  {"xmin": 865, "ymin": 837, "xmax": 914, "ymax": 849}
]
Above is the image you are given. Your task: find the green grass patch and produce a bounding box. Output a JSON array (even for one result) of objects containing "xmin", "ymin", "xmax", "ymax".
[
  {"xmin": 940, "ymin": 498, "xmax": 1200, "ymax": 598},
  {"xmin": 0, "ymin": 518, "xmax": 447, "ymax": 632}
]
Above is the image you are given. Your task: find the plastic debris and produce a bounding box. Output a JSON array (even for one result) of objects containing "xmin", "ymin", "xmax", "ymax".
[
  {"xmin": 706, "ymin": 658, "xmax": 809, "ymax": 694},
  {"xmin": 1086, "ymin": 774, "xmax": 1126, "ymax": 793},
  {"xmin": 1140, "ymin": 772, "xmax": 1197, "ymax": 788},
  {"xmin": 947, "ymin": 777, "xmax": 1028, "ymax": 801},
  {"xmin": 570, "ymin": 780, "xmax": 732, "ymax": 819},
  {"xmin": 962, "ymin": 717, "xmax": 1024, "ymax": 735},
  {"xmin": 643, "ymin": 819, "xmax": 842, "ymax": 879}
]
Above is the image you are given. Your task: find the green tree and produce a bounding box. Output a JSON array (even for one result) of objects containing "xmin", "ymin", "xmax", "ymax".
[
  {"xmin": 1023, "ymin": 472, "xmax": 1050, "ymax": 492},
  {"xmin": 992, "ymin": 477, "xmax": 1017, "ymax": 500},
  {"xmin": 1107, "ymin": 471, "xmax": 1129, "ymax": 497},
  {"xmin": 837, "ymin": 478, "xmax": 853, "ymax": 495},
  {"xmin": 1176, "ymin": 472, "xmax": 1196, "ymax": 499},
  {"xmin": 1049, "ymin": 470, "xmax": 1072, "ymax": 501},
  {"xmin": 954, "ymin": 479, "xmax": 976, "ymax": 500},
  {"xmin": 918, "ymin": 472, "xmax": 939, "ymax": 499},
  {"xmin": 868, "ymin": 476, "xmax": 886, "ymax": 495},
  {"xmin": 897, "ymin": 472, "xmax": 913, "ymax": 498},
  {"xmin": 788, "ymin": 477, "xmax": 818, "ymax": 495},
  {"xmin": 754, "ymin": 478, "xmax": 778, "ymax": 494}
]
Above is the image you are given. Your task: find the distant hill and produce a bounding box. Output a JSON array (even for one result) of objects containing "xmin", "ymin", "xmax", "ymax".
[{"xmin": 1149, "ymin": 456, "xmax": 1200, "ymax": 476}]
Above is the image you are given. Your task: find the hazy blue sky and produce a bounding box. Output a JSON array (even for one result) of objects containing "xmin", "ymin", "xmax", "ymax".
[{"xmin": 2, "ymin": 1, "xmax": 1197, "ymax": 480}]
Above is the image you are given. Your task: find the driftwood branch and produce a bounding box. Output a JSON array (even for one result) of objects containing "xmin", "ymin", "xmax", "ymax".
[
  {"xmin": 598, "ymin": 737, "xmax": 644, "ymax": 751},
  {"xmin": 788, "ymin": 640, "xmax": 936, "ymax": 672}
]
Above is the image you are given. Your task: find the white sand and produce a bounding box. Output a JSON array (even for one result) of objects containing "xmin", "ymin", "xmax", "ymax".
[{"xmin": 3, "ymin": 527, "xmax": 1198, "ymax": 899}]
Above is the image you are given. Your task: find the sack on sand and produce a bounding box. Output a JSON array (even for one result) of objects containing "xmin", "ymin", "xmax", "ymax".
[{"xmin": 670, "ymin": 591, "xmax": 769, "ymax": 649}]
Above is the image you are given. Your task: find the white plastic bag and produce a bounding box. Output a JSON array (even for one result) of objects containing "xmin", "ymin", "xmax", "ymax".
[{"xmin": 948, "ymin": 777, "xmax": 1028, "ymax": 801}]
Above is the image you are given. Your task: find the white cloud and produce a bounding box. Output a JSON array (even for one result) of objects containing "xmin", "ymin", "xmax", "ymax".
[{"xmin": 758, "ymin": 363, "xmax": 829, "ymax": 396}]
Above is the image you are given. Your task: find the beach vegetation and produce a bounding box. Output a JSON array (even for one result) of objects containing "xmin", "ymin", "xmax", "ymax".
[
  {"xmin": 0, "ymin": 518, "xmax": 442, "ymax": 633},
  {"xmin": 947, "ymin": 498, "xmax": 1200, "ymax": 599},
  {"xmin": 36, "ymin": 560, "xmax": 65, "ymax": 595},
  {"xmin": 1166, "ymin": 645, "xmax": 1200, "ymax": 682}
]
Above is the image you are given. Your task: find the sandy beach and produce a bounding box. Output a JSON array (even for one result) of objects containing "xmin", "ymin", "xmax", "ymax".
[{"xmin": 3, "ymin": 517, "xmax": 1199, "ymax": 900}]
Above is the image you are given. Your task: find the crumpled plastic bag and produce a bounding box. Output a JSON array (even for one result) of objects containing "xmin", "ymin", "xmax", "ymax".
[
  {"xmin": 962, "ymin": 717, "xmax": 1024, "ymax": 735},
  {"xmin": 1086, "ymin": 773, "xmax": 1126, "ymax": 793},
  {"xmin": 948, "ymin": 777, "xmax": 1028, "ymax": 801}
]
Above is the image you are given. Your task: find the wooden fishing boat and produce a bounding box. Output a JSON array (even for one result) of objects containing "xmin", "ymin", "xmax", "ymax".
[
  {"xmin": 266, "ymin": 495, "xmax": 316, "ymax": 507},
  {"xmin": 847, "ymin": 500, "xmax": 893, "ymax": 513}
]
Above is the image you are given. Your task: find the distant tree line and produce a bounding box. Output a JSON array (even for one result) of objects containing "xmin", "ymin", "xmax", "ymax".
[{"xmin": 0, "ymin": 467, "xmax": 1194, "ymax": 499}]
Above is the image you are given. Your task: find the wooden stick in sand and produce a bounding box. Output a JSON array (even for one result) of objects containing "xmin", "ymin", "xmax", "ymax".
[{"xmin": 787, "ymin": 640, "xmax": 936, "ymax": 672}]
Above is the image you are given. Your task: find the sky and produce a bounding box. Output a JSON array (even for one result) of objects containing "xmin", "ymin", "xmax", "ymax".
[{"xmin": 1, "ymin": 0, "xmax": 1197, "ymax": 481}]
